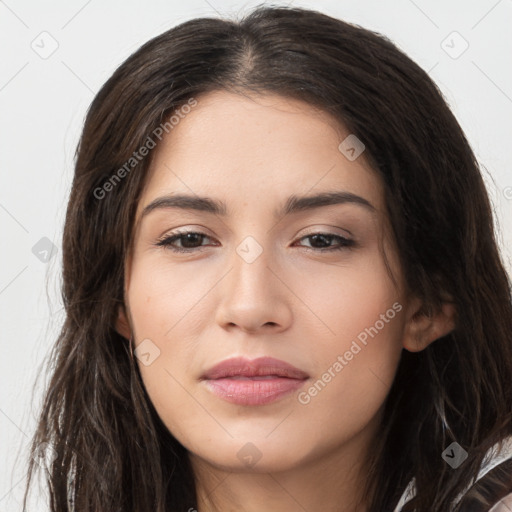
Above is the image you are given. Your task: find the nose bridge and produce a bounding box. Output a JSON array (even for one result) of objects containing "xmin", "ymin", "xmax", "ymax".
[
  {"xmin": 229, "ymin": 233, "xmax": 273, "ymax": 296},
  {"xmin": 212, "ymin": 229, "xmax": 294, "ymax": 332}
]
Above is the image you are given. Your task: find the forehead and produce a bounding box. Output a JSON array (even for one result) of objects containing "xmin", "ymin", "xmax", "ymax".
[{"xmin": 136, "ymin": 90, "xmax": 384, "ymax": 219}]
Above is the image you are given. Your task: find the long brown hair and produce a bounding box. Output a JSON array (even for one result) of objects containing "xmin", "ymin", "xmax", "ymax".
[{"xmin": 22, "ymin": 5, "xmax": 512, "ymax": 511}]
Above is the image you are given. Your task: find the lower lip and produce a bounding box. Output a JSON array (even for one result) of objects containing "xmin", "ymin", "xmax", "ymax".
[{"xmin": 203, "ymin": 377, "xmax": 307, "ymax": 405}]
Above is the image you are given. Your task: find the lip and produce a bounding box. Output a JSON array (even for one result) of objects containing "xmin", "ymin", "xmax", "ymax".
[{"xmin": 200, "ymin": 356, "xmax": 309, "ymax": 406}]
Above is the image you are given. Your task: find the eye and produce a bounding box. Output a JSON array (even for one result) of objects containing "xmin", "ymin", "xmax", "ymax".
[
  {"xmin": 293, "ymin": 232, "xmax": 355, "ymax": 252},
  {"xmin": 155, "ymin": 231, "xmax": 215, "ymax": 253},
  {"xmin": 155, "ymin": 230, "xmax": 355, "ymax": 253}
]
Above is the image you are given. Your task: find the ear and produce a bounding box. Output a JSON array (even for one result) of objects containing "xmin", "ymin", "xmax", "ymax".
[
  {"xmin": 402, "ymin": 296, "xmax": 457, "ymax": 352},
  {"xmin": 115, "ymin": 304, "xmax": 132, "ymax": 341}
]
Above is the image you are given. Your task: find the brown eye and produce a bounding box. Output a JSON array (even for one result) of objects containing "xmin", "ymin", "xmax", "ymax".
[
  {"xmin": 295, "ymin": 233, "xmax": 355, "ymax": 252},
  {"xmin": 155, "ymin": 231, "xmax": 355, "ymax": 254},
  {"xmin": 155, "ymin": 231, "xmax": 214, "ymax": 253}
]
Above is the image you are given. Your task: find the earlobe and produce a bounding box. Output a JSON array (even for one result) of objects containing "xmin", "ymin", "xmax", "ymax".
[
  {"xmin": 402, "ymin": 298, "xmax": 457, "ymax": 352},
  {"xmin": 115, "ymin": 305, "xmax": 132, "ymax": 340}
]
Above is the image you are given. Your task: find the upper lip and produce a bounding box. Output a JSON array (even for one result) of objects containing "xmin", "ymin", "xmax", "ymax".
[{"xmin": 201, "ymin": 356, "xmax": 309, "ymax": 380}]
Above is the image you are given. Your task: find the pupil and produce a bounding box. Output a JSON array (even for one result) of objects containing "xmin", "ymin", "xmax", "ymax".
[
  {"xmin": 311, "ymin": 234, "xmax": 331, "ymax": 248},
  {"xmin": 182, "ymin": 233, "xmax": 202, "ymax": 248}
]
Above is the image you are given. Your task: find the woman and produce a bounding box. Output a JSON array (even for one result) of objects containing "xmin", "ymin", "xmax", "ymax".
[{"xmin": 22, "ymin": 5, "xmax": 512, "ymax": 511}]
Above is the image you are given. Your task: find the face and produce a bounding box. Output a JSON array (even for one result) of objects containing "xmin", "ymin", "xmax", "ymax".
[{"xmin": 119, "ymin": 90, "xmax": 412, "ymax": 475}]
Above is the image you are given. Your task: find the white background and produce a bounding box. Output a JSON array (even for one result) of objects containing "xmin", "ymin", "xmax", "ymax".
[{"xmin": 1, "ymin": 0, "xmax": 511, "ymax": 509}]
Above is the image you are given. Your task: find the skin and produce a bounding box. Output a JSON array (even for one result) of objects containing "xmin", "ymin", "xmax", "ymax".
[{"xmin": 116, "ymin": 90, "xmax": 456, "ymax": 512}]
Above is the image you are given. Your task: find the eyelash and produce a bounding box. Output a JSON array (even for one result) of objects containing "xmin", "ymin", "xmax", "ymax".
[{"xmin": 155, "ymin": 230, "xmax": 355, "ymax": 253}]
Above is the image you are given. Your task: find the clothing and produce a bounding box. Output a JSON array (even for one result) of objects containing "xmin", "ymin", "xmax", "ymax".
[
  {"xmin": 393, "ymin": 435, "xmax": 512, "ymax": 511},
  {"xmin": 488, "ymin": 492, "xmax": 512, "ymax": 512}
]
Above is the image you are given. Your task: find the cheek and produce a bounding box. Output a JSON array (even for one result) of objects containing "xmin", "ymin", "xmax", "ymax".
[
  {"xmin": 126, "ymin": 259, "xmax": 207, "ymax": 427},
  {"xmin": 291, "ymin": 250, "xmax": 404, "ymax": 414},
  {"xmin": 127, "ymin": 257, "xmax": 215, "ymax": 340},
  {"xmin": 293, "ymin": 297, "xmax": 404, "ymax": 455},
  {"xmin": 290, "ymin": 248, "xmax": 403, "ymax": 349}
]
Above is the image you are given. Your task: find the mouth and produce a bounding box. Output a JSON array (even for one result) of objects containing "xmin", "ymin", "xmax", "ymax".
[{"xmin": 200, "ymin": 356, "xmax": 309, "ymax": 406}]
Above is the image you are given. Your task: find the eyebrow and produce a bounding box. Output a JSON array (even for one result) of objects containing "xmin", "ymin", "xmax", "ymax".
[{"xmin": 140, "ymin": 190, "xmax": 376, "ymax": 221}]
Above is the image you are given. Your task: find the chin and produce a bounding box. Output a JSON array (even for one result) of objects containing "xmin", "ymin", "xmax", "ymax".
[{"xmin": 186, "ymin": 433, "xmax": 315, "ymax": 474}]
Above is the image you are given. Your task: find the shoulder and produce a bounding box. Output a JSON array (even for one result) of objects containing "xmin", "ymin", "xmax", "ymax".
[
  {"xmin": 393, "ymin": 435, "xmax": 512, "ymax": 512},
  {"xmin": 473, "ymin": 435, "xmax": 512, "ymax": 483},
  {"xmin": 489, "ymin": 492, "xmax": 512, "ymax": 512}
]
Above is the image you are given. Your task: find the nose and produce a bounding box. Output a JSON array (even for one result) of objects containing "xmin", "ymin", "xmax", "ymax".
[{"xmin": 214, "ymin": 245, "xmax": 293, "ymax": 334}]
